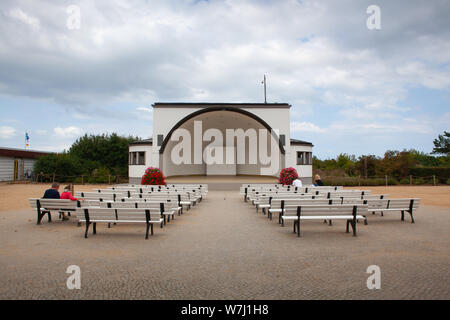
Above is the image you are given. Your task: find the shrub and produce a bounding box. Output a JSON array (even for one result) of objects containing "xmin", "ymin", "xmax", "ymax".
[
  {"xmin": 399, "ymin": 178, "xmax": 410, "ymax": 185},
  {"xmin": 88, "ymin": 167, "xmax": 111, "ymax": 184},
  {"xmin": 278, "ymin": 167, "xmax": 298, "ymax": 185},
  {"xmin": 409, "ymin": 167, "xmax": 450, "ymax": 184},
  {"xmin": 141, "ymin": 167, "xmax": 165, "ymax": 185}
]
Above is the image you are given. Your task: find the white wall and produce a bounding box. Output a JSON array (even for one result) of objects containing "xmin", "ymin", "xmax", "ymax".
[
  {"xmin": 152, "ymin": 105, "xmax": 290, "ymax": 150},
  {"xmin": 285, "ymin": 145, "xmax": 313, "ymax": 183},
  {"xmin": 0, "ymin": 156, "xmax": 37, "ymax": 181},
  {"xmin": 0, "ymin": 156, "xmax": 14, "ymax": 181}
]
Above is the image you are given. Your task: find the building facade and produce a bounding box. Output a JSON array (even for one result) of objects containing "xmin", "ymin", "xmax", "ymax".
[
  {"xmin": 129, "ymin": 103, "xmax": 313, "ymax": 183},
  {"xmin": 0, "ymin": 148, "xmax": 51, "ymax": 182}
]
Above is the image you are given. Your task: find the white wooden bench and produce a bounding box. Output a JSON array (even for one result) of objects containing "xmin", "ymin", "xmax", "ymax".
[
  {"xmin": 281, "ymin": 204, "xmax": 368, "ymax": 237},
  {"xmin": 268, "ymin": 198, "xmax": 368, "ymax": 226},
  {"xmin": 75, "ymin": 208, "xmax": 163, "ymax": 239},
  {"xmin": 29, "ymin": 198, "xmax": 80, "ymax": 224},
  {"xmin": 99, "ymin": 201, "xmax": 177, "ymax": 224},
  {"xmin": 364, "ymin": 198, "xmax": 420, "ymax": 223}
]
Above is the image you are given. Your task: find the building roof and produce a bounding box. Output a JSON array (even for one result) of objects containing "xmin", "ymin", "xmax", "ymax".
[
  {"xmin": 130, "ymin": 138, "xmax": 313, "ymax": 147},
  {"xmin": 152, "ymin": 102, "xmax": 291, "ymax": 108},
  {"xmin": 290, "ymin": 138, "xmax": 313, "ymax": 147},
  {"xmin": 0, "ymin": 147, "xmax": 52, "ymax": 159},
  {"xmin": 129, "ymin": 138, "xmax": 153, "ymax": 146}
]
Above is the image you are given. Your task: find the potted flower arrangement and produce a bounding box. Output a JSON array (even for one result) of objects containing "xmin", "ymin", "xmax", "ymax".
[
  {"xmin": 278, "ymin": 167, "xmax": 299, "ymax": 185},
  {"xmin": 141, "ymin": 167, "xmax": 166, "ymax": 185}
]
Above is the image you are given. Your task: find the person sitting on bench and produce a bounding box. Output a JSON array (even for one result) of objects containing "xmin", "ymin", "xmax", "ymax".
[
  {"xmin": 43, "ymin": 182, "xmax": 61, "ymax": 199},
  {"xmin": 61, "ymin": 185, "xmax": 79, "ymax": 201},
  {"xmin": 314, "ymin": 174, "xmax": 324, "ymax": 186},
  {"xmin": 292, "ymin": 178, "xmax": 303, "ymax": 187},
  {"xmin": 42, "ymin": 182, "xmax": 67, "ymax": 221}
]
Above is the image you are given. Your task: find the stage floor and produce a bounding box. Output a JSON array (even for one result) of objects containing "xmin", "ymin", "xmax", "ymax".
[{"xmin": 165, "ymin": 175, "xmax": 278, "ymax": 190}]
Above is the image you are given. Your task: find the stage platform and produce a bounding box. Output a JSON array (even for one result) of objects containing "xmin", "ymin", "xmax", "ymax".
[{"xmin": 165, "ymin": 175, "xmax": 278, "ymax": 191}]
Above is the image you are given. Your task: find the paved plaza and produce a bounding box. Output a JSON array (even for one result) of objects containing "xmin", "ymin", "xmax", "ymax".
[{"xmin": 0, "ymin": 189, "xmax": 449, "ymax": 299}]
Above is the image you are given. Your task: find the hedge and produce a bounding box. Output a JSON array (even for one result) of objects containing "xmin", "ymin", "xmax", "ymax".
[{"xmin": 409, "ymin": 167, "xmax": 450, "ymax": 183}]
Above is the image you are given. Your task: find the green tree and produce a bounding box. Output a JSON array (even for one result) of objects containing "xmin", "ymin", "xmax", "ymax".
[
  {"xmin": 69, "ymin": 133, "xmax": 140, "ymax": 176},
  {"xmin": 34, "ymin": 153, "xmax": 82, "ymax": 177},
  {"xmin": 432, "ymin": 131, "xmax": 450, "ymax": 156}
]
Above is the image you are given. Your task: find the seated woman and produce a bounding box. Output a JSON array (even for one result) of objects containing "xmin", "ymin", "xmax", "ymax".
[
  {"xmin": 60, "ymin": 185, "xmax": 83, "ymax": 220},
  {"xmin": 61, "ymin": 185, "xmax": 78, "ymax": 201},
  {"xmin": 314, "ymin": 174, "xmax": 324, "ymax": 186}
]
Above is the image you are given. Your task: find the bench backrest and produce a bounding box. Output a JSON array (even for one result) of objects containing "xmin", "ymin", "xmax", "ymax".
[
  {"xmin": 298, "ymin": 204, "xmax": 368, "ymax": 216},
  {"xmin": 76, "ymin": 208, "xmax": 161, "ymax": 222},
  {"xmin": 365, "ymin": 198, "xmax": 420, "ymax": 210},
  {"xmin": 29, "ymin": 198, "xmax": 78, "ymax": 210}
]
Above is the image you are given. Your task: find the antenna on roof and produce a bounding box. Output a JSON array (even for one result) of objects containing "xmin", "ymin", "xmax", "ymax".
[{"xmin": 261, "ymin": 75, "xmax": 267, "ymax": 104}]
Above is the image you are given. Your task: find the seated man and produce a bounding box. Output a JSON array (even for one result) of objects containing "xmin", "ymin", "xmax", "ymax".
[
  {"xmin": 43, "ymin": 182, "xmax": 61, "ymax": 199},
  {"xmin": 42, "ymin": 182, "xmax": 68, "ymax": 221}
]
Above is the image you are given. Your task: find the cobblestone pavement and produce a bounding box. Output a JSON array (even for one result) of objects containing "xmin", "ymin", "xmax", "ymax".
[{"xmin": 0, "ymin": 191, "xmax": 449, "ymax": 299}]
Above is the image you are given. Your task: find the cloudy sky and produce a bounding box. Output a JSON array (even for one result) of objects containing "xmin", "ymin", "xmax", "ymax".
[{"xmin": 0, "ymin": 0, "xmax": 449, "ymax": 158}]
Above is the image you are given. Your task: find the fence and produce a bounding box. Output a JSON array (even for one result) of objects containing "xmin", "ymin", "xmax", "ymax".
[
  {"xmin": 33, "ymin": 173, "xmax": 130, "ymax": 185},
  {"xmin": 320, "ymin": 175, "xmax": 449, "ymax": 187}
]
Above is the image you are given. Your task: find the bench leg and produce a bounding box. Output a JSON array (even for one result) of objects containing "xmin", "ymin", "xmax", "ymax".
[
  {"xmin": 93, "ymin": 223, "xmax": 97, "ymax": 235},
  {"xmin": 381, "ymin": 211, "xmax": 384, "ymax": 217},
  {"xmin": 84, "ymin": 222, "xmax": 90, "ymax": 238},
  {"xmin": 48, "ymin": 212, "xmax": 52, "ymax": 222},
  {"xmin": 281, "ymin": 214, "xmax": 284, "ymax": 227},
  {"xmin": 145, "ymin": 223, "xmax": 150, "ymax": 239},
  {"xmin": 151, "ymin": 224, "xmax": 154, "ymax": 236},
  {"xmin": 346, "ymin": 220, "xmax": 350, "ymax": 233},
  {"xmin": 401, "ymin": 211, "xmax": 405, "ymax": 221},
  {"xmin": 37, "ymin": 208, "xmax": 48, "ymax": 225},
  {"xmin": 293, "ymin": 220, "xmax": 296, "ymax": 233},
  {"xmin": 77, "ymin": 221, "xmax": 81, "ymax": 227},
  {"xmin": 297, "ymin": 220, "xmax": 301, "ymax": 237},
  {"xmin": 352, "ymin": 219, "xmax": 357, "ymax": 236},
  {"xmin": 363, "ymin": 216, "xmax": 368, "ymax": 225},
  {"xmin": 328, "ymin": 220, "xmax": 332, "ymax": 226},
  {"xmin": 409, "ymin": 210, "xmax": 415, "ymax": 223}
]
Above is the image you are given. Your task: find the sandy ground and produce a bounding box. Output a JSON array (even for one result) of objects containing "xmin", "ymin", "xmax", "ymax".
[
  {"xmin": 345, "ymin": 185, "xmax": 450, "ymax": 207},
  {"xmin": 0, "ymin": 190, "xmax": 448, "ymax": 299},
  {"xmin": 0, "ymin": 183, "xmax": 107, "ymax": 212},
  {"xmin": 1, "ymin": 182, "xmax": 449, "ymax": 212}
]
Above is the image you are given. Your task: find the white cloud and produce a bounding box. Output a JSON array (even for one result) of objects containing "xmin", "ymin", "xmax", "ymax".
[
  {"xmin": 9, "ymin": 8, "xmax": 40, "ymax": 29},
  {"xmin": 54, "ymin": 126, "xmax": 83, "ymax": 138},
  {"xmin": 136, "ymin": 107, "xmax": 152, "ymax": 113},
  {"xmin": 291, "ymin": 121, "xmax": 324, "ymax": 133},
  {"xmin": 0, "ymin": 126, "xmax": 16, "ymax": 139}
]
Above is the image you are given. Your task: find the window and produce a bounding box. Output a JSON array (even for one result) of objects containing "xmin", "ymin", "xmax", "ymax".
[
  {"xmin": 297, "ymin": 151, "xmax": 312, "ymax": 165},
  {"xmin": 129, "ymin": 152, "xmax": 146, "ymax": 165},
  {"xmin": 138, "ymin": 152, "xmax": 146, "ymax": 165},
  {"xmin": 296, "ymin": 151, "xmax": 303, "ymax": 165},
  {"xmin": 157, "ymin": 134, "xmax": 164, "ymax": 147},
  {"xmin": 279, "ymin": 134, "xmax": 286, "ymax": 146}
]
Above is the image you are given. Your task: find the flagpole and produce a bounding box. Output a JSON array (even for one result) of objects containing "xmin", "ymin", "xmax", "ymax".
[{"xmin": 264, "ymin": 75, "xmax": 267, "ymax": 104}]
